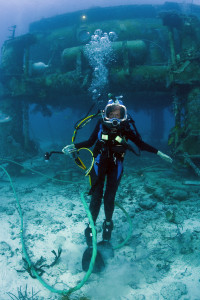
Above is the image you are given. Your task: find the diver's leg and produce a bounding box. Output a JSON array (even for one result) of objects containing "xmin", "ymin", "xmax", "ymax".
[
  {"xmin": 103, "ymin": 160, "xmax": 123, "ymax": 241},
  {"xmin": 85, "ymin": 158, "xmax": 106, "ymax": 246},
  {"xmin": 89, "ymin": 162, "xmax": 106, "ymax": 223}
]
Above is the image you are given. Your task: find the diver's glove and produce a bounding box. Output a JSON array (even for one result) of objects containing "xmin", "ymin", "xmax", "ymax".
[
  {"xmin": 157, "ymin": 150, "xmax": 173, "ymax": 163},
  {"xmin": 62, "ymin": 144, "xmax": 77, "ymax": 158}
]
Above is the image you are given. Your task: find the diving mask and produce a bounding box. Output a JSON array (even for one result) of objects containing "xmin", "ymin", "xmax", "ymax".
[{"xmin": 103, "ymin": 98, "xmax": 127, "ymax": 127}]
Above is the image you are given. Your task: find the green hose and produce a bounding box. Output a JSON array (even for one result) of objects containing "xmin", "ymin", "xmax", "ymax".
[
  {"xmin": 0, "ymin": 158, "xmax": 133, "ymax": 296},
  {"xmin": 0, "ymin": 158, "xmax": 83, "ymax": 184},
  {"xmin": 80, "ymin": 194, "xmax": 133, "ymax": 250},
  {"xmin": 0, "ymin": 164, "xmax": 97, "ymax": 296},
  {"xmin": 114, "ymin": 202, "xmax": 133, "ymax": 250}
]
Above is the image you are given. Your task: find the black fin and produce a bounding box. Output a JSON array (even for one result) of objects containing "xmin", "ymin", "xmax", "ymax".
[
  {"xmin": 97, "ymin": 241, "xmax": 114, "ymax": 260},
  {"xmin": 82, "ymin": 247, "xmax": 105, "ymax": 273}
]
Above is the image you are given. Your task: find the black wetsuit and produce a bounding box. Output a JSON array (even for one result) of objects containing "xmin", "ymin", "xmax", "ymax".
[{"xmin": 75, "ymin": 119, "xmax": 158, "ymax": 223}]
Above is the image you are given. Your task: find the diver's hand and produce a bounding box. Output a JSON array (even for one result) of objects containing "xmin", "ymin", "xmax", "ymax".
[
  {"xmin": 62, "ymin": 144, "xmax": 77, "ymax": 157},
  {"xmin": 157, "ymin": 151, "xmax": 173, "ymax": 163}
]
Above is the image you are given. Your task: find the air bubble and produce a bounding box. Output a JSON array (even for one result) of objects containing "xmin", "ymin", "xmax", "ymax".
[
  {"xmin": 84, "ymin": 29, "xmax": 117, "ymax": 100},
  {"xmin": 109, "ymin": 31, "xmax": 118, "ymax": 42},
  {"xmin": 94, "ymin": 29, "xmax": 103, "ymax": 37}
]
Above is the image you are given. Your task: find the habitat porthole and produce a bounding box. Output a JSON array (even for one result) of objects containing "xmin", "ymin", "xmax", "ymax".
[{"xmin": 77, "ymin": 28, "xmax": 90, "ymax": 43}]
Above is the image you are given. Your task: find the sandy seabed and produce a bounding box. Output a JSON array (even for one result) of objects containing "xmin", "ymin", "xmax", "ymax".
[{"xmin": 1, "ymin": 153, "xmax": 200, "ymax": 300}]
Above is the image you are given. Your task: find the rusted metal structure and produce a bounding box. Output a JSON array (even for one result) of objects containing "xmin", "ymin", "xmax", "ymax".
[{"xmin": 0, "ymin": 3, "xmax": 200, "ymax": 172}]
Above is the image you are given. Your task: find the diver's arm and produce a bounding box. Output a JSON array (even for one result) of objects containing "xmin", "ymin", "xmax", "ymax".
[
  {"xmin": 127, "ymin": 131, "xmax": 172, "ymax": 163},
  {"xmin": 62, "ymin": 121, "xmax": 100, "ymax": 155},
  {"xmin": 157, "ymin": 150, "xmax": 173, "ymax": 163},
  {"xmin": 127, "ymin": 131, "xmax": 158, "ymax": 153},
  {"xmin": 74, "ymin": 120, "xmax": 100, "ymax": 149}
]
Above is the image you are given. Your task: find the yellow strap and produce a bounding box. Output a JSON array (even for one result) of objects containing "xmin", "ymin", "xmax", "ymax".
[
  {"xmin": 72, "ymin": 147, "xmax": 94, "ymax": 176},
  {"xmin": 89, "ymin": 174, "xmax": 92, "ymax": 186},
  {"xmin": 72, "ymin": 114, "xmax": 96, "ymax": 143},
  {"xmin": 74, "ymin": 157, "xmax": 86, "ymax": 170}
]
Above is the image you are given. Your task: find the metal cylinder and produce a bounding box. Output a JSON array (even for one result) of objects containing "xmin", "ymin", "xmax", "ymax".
[{"xmin": 61, "ymin": 40, "xmax": 147, "ymax": 72}]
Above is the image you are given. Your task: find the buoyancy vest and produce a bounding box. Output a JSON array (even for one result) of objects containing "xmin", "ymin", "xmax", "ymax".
[{"xmin": 93, "ymin": 121, "xmax": 130, "ymax": 159}]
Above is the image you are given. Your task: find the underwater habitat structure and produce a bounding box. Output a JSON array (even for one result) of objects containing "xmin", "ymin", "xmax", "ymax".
[{"xmin": 0, "ymin": 2, "xmax": 200, "ymax": 174}]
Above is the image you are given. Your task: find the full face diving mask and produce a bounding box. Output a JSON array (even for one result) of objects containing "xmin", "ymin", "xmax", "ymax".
[{"xmin": 103, "ymin": 99, "xmax": 127, "ymax": 128}]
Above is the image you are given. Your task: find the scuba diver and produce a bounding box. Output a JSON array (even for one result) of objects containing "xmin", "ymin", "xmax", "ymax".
[{"xmin": 62, "ymin": 95, "xmax": 173, "ymax": 247}]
